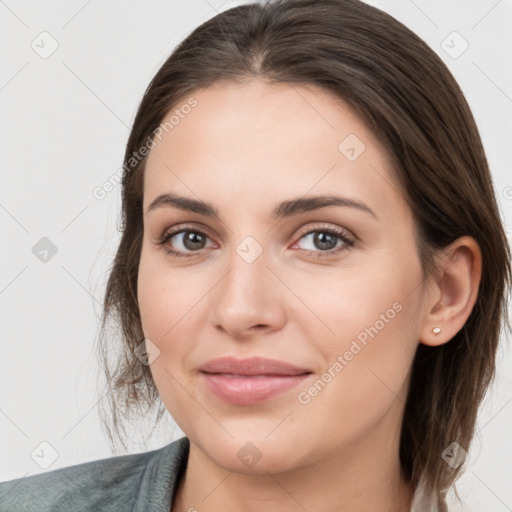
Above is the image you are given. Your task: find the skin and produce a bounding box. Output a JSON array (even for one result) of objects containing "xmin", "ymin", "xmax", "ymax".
[{"xmin": 137, "ymin": 80, "xmax": 482, "ymax": 512}]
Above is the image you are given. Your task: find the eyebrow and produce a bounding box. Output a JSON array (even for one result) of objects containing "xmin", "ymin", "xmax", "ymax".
[{"xmin": 146, "ymin": 192, "xmax": 377, "ymax": 220}]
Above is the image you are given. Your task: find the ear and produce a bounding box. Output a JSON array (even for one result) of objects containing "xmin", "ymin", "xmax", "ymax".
[{"xmin": 419, "ymin": 236, "xmax": 482, "ymax": 347}]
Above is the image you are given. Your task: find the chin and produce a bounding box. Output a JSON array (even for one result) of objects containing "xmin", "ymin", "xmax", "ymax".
[{"xmin": 193, "ymin": 433, "xmax": 313, "ymax": 475}]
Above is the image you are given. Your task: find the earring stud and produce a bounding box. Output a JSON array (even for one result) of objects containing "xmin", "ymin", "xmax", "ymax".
[{"xmin": 433, "ymin": 327, "xmax": 441, "ymax": 335}]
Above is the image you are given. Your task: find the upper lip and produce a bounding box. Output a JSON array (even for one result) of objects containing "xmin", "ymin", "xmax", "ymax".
[{"xmin": 199, "ymin": 356, "xmax": 312, "ymax": 376}]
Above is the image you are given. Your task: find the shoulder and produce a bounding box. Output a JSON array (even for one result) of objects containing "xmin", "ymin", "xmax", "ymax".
[{"xmin": 0, "ymin": 436, "xmax": 189, "ymax": 512}]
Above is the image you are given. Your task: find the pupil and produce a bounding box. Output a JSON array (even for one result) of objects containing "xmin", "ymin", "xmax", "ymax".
[
  {"xmin": 315, "ymin": 232, "xmax": 335, "ymax": 250},
  {"xmin": 184, "ymin": 232, "xmax": 205, "ymax": 250}
]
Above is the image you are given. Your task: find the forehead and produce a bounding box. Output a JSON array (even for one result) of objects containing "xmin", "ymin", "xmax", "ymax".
[{"xmin": 143, "ymin": 80, "xmax": 406, "ymax": 220}]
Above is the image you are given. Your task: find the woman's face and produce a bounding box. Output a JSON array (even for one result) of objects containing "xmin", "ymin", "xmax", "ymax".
[{"xmin": 138, "ymin": 80, "xmax": 429, "ymax": 474}]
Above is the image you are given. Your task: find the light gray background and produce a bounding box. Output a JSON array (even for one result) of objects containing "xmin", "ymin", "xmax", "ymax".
[{"xmin": 1, "ymin": 0, "xmax": 511, "ymax": 509}]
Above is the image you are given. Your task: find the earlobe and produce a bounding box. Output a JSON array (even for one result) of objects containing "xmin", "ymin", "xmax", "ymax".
[{"xmin": 419, "ymin": 236, "xmax": 482, "ymax": 347}]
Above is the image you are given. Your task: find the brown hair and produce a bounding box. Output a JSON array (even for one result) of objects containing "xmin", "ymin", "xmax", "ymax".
[{"xmin": 96, "ymin": 0, "xmax": 511, "ymax": 506}]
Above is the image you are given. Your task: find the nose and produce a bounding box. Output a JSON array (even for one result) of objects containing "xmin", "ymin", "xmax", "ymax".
[{"xmin": 210, "ymin": 244, "xmax": 287, "ymax": 340}]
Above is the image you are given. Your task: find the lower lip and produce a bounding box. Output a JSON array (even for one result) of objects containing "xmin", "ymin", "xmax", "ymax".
[{"xmin": 200, "ymin": 372, "xmax": 311, "ymax": 405}]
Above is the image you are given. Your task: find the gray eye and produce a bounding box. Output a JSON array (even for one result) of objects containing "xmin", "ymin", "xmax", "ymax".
[{"xmin": 297, "ymin": 231, "xmax": 344, "ymax": 252}]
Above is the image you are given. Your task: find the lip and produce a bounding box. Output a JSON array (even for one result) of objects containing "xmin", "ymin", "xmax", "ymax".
[
  {"xmin": 199, "ymin": 356, "xmax": 311, "ymax": 376},
  {"xmin": 199, "ymin": 356, "xmax": 312, "ymax": 405}
]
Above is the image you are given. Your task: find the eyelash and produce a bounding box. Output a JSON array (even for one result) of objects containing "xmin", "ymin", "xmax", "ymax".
[{"xmin": 156, "ymin": 223, "xmax": 355, "ymax": 259}]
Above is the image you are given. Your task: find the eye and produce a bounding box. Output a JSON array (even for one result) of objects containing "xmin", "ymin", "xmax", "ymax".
[
  {"xmin": 157, "ymin": 226, "xmax": 215, "ymax": 258},
  {"xmin": 292, "ymin": 224, "xmax": 354, "ymax": 258}
]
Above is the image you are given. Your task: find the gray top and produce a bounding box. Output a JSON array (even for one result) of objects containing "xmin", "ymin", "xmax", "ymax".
[{"xmin": 0, "ymin": 436, "xmax": 190, "ymax": 512}]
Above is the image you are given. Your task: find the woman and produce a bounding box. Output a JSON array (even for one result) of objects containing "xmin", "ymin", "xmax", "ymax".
[{"xmin": 1, "ymin": 0, "xmax": 510, "ymax": 510}]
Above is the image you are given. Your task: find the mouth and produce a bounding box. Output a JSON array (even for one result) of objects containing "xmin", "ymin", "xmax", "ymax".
[{"xmin": 198, "ymin": 356, "xmax": 313, "ymax": 405}]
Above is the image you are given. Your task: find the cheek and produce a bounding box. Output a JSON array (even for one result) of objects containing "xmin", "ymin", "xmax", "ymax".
[
  {"xmin": 290, "ymin": 287, "xmax": 420, "ymax": 452},
  {"xmin": 137, "ymin": 249, "xmax": 211, "ymax": 396},
  {"xmin": 138, "ymin": 247, "xmax": 193, "ymax": 340},
  {"xmin": 295, "ymin": 249, "xmax": 421, "ymax": 349},
  {"xmin": 137, "ymin": 257, "xmax": 200, "ymax": 424},
  {"xmin": 294, "ymin": 248, "xmax": 422, "ymax": 398}
]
